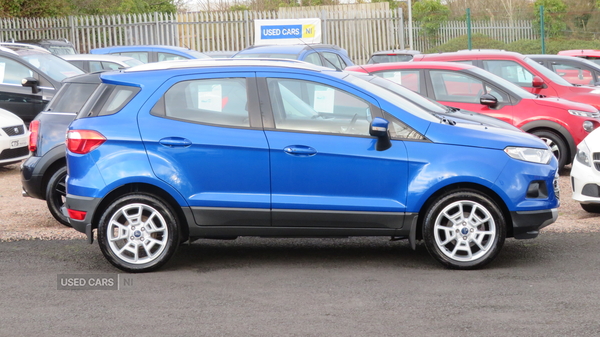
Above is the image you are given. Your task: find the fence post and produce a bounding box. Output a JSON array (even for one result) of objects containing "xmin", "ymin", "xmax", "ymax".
[
  {"xmin": 244, "ymin": 10, "xmax": 250, "ymax": 48},
  {"xmin": 321, "ymin": 9, "xmax": 328, "ymax": 44},
  {"xmin": 540, "ymin": 5, "xmax": 545, "ymax": 54},
  {"xmin": 398, "ymin": 7, "xmax": 404, "ymax": 49},
  {"xmin": 466, "ymin": 8, "xmax": 472, "ymax": 50}
]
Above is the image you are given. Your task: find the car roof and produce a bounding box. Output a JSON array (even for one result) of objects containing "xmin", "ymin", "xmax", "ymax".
[
  {"xmin": 416, "ymin": 50, "xmax": 526, "ymax": 60},
  {"xmin": 60, "ymin": 54, "xmax": 139, "ymax": 63},
  {"xmin": 558, "ymin": 49, "xmax": 600, "ymax": 57},
  {"xmin": 123, "ymin": 58, "xmax": 330, "ymax": 73},
  {"xmin": 347, "ymin": 61, "xmax": 476, "ymax": 72},
  {"xmin": 0, "ymin": 42, "xmax": 51, "ymax": 55},
  {"xmin": 371, "ymin": 49, "xmax": 421, "ymax": 56},
  {"xmin": 235, "ymin": 44, "xmax": 346, "ymax": 55},
  {"xmin": 17, "ymin": 39, "xmax": 74, "ymax": 46},
  {"xmin": 92, "ymin": 45, "xmax": 201, "ymax": 53}
]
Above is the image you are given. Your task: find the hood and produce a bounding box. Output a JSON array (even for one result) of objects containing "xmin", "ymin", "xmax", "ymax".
[
  {"xmin": 439, "ymin": 107, "xmax": 520, "ymax": 131},
  {"xmin": 0, "ymin": 108, "xmax": 25, "ymax": 127},
  {"xmin": 424, "ymin": 120, "xmax": 547, "ymax": 150},
  {"xmin": 533, "ymin": 96, "xmax": 598, "ymax": 111}
]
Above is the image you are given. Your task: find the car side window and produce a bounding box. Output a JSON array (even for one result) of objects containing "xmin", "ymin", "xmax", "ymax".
[
  {"xmin": 482, "ymin": 60, "xmax": 534, "ymax": 87},
  {"xmin": 89, "ymin": 61, "xmax": 103, "ymax": 72},
  {"xmin": 118, "ymin": 52, "xmax": 149, "ymax": 63},
  {"xmin": 303, "ymin": 53, "xmax": 322, "ymax": 66},
  {"xmin": 158, "ymin": 52, "xmax": 188, "ymax": 62},
  {"xmin": 385, "ymin": 112, "xmax": 425, "ymax": 140},
  {"xmin": 152, "ymin": 78, "xmax": 250, "ymax": 127},
  {"xmin": 375, "ymin": 70, "xmax": 421, "ymax": 93},
  {"xmin": 429, "ymin": 70, "xmax": 509, "ymax": 104},
  {"xmin": 551, "ymin": 62, "xmax": 595, "ymax": 85},
  {"xmin": 266, "ymin": 78, "xmax": 372, "ymax": 136},
  {"xmin": 323, "ymin": 52, "xmax": 346, "ymax": 69},
  {"xmin": 0, "ymin": 57, "xmax": 33, "ymax": 85},
  {"xmin": 102, "ymin": 62, "xmax": 122, "ymax": 70}
]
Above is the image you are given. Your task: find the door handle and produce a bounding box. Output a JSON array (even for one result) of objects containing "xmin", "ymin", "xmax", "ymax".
[
  {"xmin": 283, "ymin": 145, "xmax": 317, "ymax": 157},
  {"xmin": 159, "ymin": 137, "xmax": 192, "ymax": 148}
]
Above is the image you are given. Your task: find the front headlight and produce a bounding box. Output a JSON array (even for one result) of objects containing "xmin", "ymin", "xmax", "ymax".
[
  {"xmin": 569, "ymin": 109, "xmax": 600, "ymax": 118},
  {"xmin": 575, "ymin": 141, "xmax": 591, "ymax": 167},
  {"xmin": 504, "ymin": 147, "xmax": 553, "ymax": 164}
]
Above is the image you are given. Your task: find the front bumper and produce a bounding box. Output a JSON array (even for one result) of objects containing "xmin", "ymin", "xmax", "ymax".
[
  {"xmin": 571, "ymin": 158, "xmax": 600, "ymax": 205},
  {"xmin": 511, "ymin": 208, "xmax": 558, "ymax": 239}
]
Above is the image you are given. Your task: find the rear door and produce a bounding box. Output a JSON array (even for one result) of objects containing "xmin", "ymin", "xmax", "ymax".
[{"xmin": 138, "ymin": 71, "xmax": 271, "ymax": 227}]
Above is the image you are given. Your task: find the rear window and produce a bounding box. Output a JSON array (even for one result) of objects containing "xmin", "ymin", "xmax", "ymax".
[
  {"xmin": 45, "ymin": 83, "xmax": 99, "ymax": 113},
  {"xmin": 83, "ymin": 85, "xmax": 140, "ymax": 118}
]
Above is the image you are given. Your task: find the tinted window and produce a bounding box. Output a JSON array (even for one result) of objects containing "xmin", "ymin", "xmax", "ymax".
[
  {"xmin": 152, "ymin": 78, "xmax": 249, "ymax": 127},
  {"xmin": 266, "ymin": 78, "xmax": 371, "ymax": 136},
  {"xmin": 0, "ymin": 57, "xmax": 33, "ymax": 85},
  {"xmin": 92, "ymin": 85, "xmax": 140, "ymax": 116},
  {"xmin": 430, "ymin": 70, "xmax": 510, "ymax": 104},
  {"xmin": 368, "ymin": 54, "xmax": 413, "ymax": 64},
  {"xmin": 45, "ymin": 83, "xmax": 99, "ymax": 113},
  {"xmin": 303, "ymin": 53, "xmax": 322, "ymax": 66}
]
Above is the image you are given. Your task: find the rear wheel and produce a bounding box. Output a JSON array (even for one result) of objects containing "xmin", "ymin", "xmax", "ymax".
[
  {"xmin": 531, "ymin": 130, "xmax": 568, "ymax": 171},
  {"xmin": 423, "ymin": 190, "xmax": 506, "ymax": 269},
  {"xmin": 581, "ymin": 203, "xmax": 600, "ymax": 213},
  {"xmin": 45, "ymin": 166, "xmax": 70, "ymax": 227},
  {"xmin": 97, "ymin": 194, "xmax": 180, "ymax": 273}
]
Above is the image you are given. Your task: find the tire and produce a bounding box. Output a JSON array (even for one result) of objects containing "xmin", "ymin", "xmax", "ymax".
[
  {"xmin": 97, "ymin": 194, "xmax": 180, "ymax": 273},
  {"xmin": 531, "ymin": 130, "xmax": 568, "ymax": 171},
  {"xmin": 581, "ymin": 203, "xmax": 600, "ymax": 213},
  {"xmin": 45, "ymin": 166, "xmax": 71, "ymax": 227},
  {"xmin": 422, "ymin": 190, "xmax": 506, "ymax": 270}
]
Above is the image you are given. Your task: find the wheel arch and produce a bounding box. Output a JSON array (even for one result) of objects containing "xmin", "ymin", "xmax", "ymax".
[
  {"xmin": 91, "ymin": 183, "xmax": 191, "ymax": 242},
  {"xmin": 40, "ymin": 156, "xmax": 66, "ymax": 201},
  {"xmin": 416, "ymin": 182, "xmax": 513, "ymax": 240},
  {"xmin": 520, "ymin": 120, "xmax": 576, "ymax": 165}
]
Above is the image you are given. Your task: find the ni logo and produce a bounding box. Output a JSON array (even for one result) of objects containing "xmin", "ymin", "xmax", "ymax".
[{"xmin": 303, "ymin": 24, "xmax": 315, "ymax": 38}]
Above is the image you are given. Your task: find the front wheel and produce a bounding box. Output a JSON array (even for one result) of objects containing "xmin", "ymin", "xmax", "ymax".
[
  {"xmin": 423, "ymin": 190, "xmax": 506, "ymax": 269},
  {"xmin": 97, "ymin": 194, "xmax": 180, "ymax": 273},
  {"xmin": 531, "ymin": 130, "xmax": 568, "ymax": 171}
]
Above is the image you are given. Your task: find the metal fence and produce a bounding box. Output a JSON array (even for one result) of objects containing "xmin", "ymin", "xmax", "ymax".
[{"xmin": 0, "ymin": 9, "xmax": 538, "ymax": 64}]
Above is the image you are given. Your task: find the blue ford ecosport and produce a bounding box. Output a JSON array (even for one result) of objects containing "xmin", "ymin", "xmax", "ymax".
[{"xmin": 64, "ymin": 59, "xmax": 559, "ymax": 272}]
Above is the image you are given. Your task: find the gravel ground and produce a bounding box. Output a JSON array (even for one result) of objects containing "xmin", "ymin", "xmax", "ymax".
[{"xmin": 0, "ymin": 161, "xmax": 598, "ymax": 242}]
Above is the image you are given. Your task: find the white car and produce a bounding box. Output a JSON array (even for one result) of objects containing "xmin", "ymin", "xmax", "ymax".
[
  {"xmin": 59, "ymin": 54, "xmax": 143, "ymax": 73},
  {"xmin": 0, "ymin": 108, "xmax": 29, "ymax": 166},
  {"xmin": 571, "ymin": 128, "xmax": 600, "ymax": 213}
]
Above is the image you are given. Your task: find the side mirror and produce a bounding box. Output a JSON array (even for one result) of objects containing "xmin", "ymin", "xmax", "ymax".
[
  {"xmin": 480, "ymin": 93, "xmax": 498, "ymax": 108},
  {"xmin": 21, "ymin": 77, "xmax": 40, "ymax": 94},
  {"xmin": 532, "ymin": 76, "xmax": 545, "ymax": 88},
  {"xmin": 369, "ymin": 117, "xmax": 392, "ymax": 151}
]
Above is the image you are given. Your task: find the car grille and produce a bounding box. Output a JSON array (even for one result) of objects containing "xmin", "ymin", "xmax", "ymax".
[
  {"xmin": 2, "ymin": 125, "xmax": 25, "ymax": 137},
  {"xmin": 0, "ymin": 146, "xmax": 29, "ymax": 160},
  {"xmin": 594, "ymin": 153, "xmax": 600, "ymax": 171}
]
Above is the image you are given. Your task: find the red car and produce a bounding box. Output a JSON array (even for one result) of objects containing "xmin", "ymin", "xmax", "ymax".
[
  {"xmin": 558, "ymin": 49, "xmax": 600, "ymax": 66},
  {"xmin": 410, "ymin": 50, "xmax": 600, "ymax": 111},
  {"xmin": 346, "ymin": 61, "xmax": 600, "ymax": 170}
]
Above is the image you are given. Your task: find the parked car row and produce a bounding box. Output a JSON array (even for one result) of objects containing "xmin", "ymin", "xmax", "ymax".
[{"xmin": 1, "ymin": 40, "xmax": 598, "ymax": 273}]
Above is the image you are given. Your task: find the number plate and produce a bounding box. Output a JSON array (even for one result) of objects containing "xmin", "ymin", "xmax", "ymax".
[{"xmin": 10, "ymin": 139, "xmax": 27, "ymax": 149}]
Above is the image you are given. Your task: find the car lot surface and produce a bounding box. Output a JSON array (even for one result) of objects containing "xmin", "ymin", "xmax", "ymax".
[{"xmin": 1, "ymin": 162, "xmax": 600, "ymax": 335}]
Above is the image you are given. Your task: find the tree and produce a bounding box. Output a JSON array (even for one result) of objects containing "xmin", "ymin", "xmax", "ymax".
[
  {"xmin": 534, "ymin": 0, "xmax": 567, "ymax": 37},
  {"xmin": 412, "ymin": 0, "xmax": 450, "ymax": 44}
]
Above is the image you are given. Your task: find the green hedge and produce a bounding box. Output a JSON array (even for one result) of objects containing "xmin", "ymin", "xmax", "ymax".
[{"xmin": 426, "ymin": 34, "xmax": 600, "ymax": 54}]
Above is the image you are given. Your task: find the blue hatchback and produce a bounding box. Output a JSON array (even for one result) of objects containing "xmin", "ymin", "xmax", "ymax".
[
  {"xmin": 233, "ymin": 44, "xmax": 354, "ymax": 69},
  {"xmin": 64, "ymin": 59, "xmax": 559, "ymax": 272}
]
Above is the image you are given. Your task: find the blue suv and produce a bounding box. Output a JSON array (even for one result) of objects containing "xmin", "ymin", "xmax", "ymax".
[
  {"xmin": 233, "ymin": 44, "xmax": 354, "ymax": 69},
  {"xmin": 64, "ymin": 59, "xmax": 559, "ymax": 272}
]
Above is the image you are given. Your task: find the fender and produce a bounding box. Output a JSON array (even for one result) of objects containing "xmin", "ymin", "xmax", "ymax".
[{"xmin": 520, "ymin": 119, "xmax": 576, "ymax": 161}]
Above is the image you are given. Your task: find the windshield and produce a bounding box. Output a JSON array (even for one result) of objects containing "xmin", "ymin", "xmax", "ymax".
[
  {"xmin": 342, "ymin": 72, "xmax": 439, "ymax": 122},
  {"xmin": 48, "ymin": 46, "xmax": 76, "ymax": 55},
  {"xmin": 234, "ymin": 53, "xmax": 298, "ymax": 60},
  {"xmin": 524, "ymin": 57, "xmax": 573, "ymax": 86},
  {"xmin": 468, "ymin": 67, "xmax": 537, "ymax": 99},
  {"xmin": 21, "ymin": 53, "xmax": 84, "ymax": 81},
  {"xmin": 359, "ymin": 74, "xmax": 448, "ymax": 113}
]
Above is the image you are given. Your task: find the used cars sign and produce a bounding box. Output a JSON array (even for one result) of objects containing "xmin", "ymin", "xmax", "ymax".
[{"xmin": 254, "ymin": 18, "xmax": 321, "ymax": 45}]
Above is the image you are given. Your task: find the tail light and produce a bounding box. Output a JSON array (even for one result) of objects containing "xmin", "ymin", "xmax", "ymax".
[
  {"xmin": 28, "ymin": 120, "xmax": 40, "ymax": 152},
  {"xmin": 67, "ymin": 130, "xmax": 106, "ymax": 154}
]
